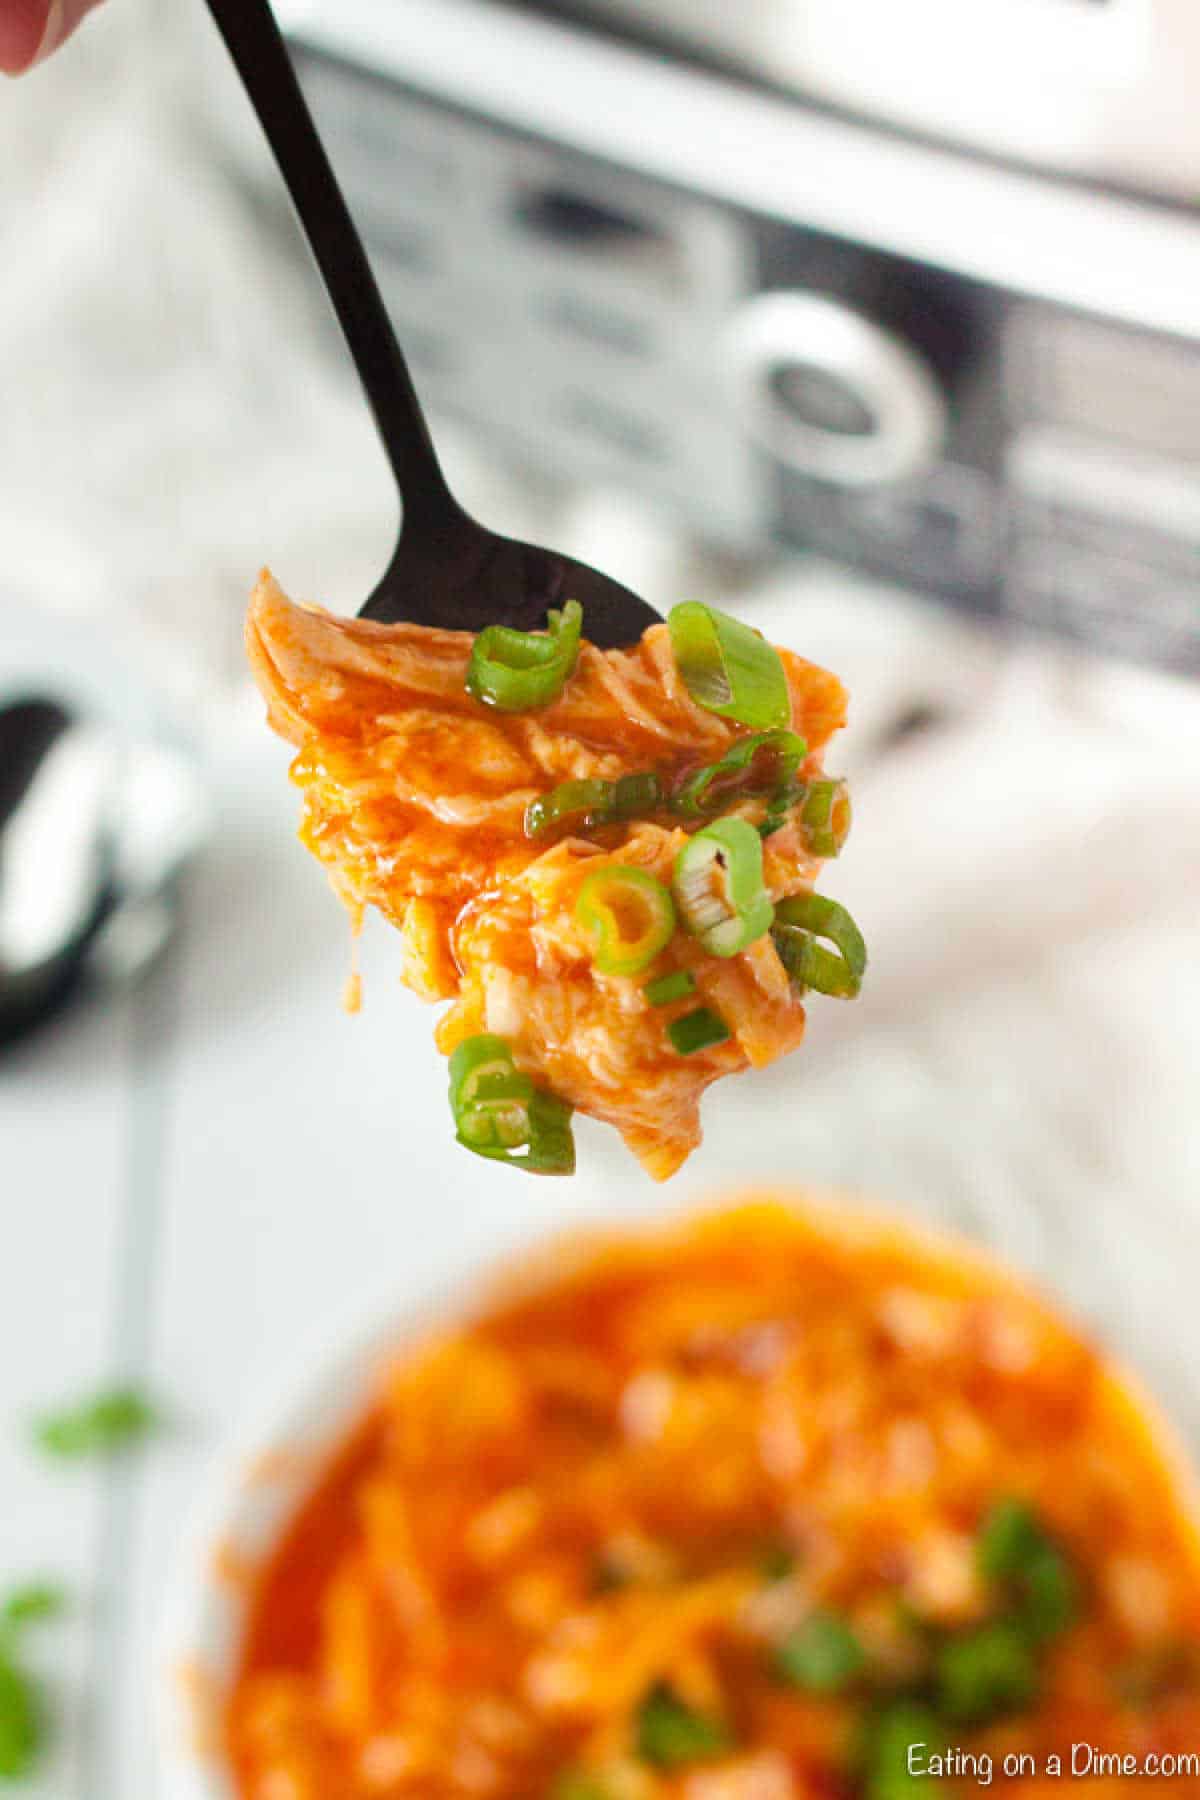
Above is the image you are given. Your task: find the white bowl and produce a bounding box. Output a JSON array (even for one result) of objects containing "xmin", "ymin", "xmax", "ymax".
[
  {"xmin": 157, "ymin": 1198, "xmax": 1200, "ymax": 1800},
  {"xmin": 156, "ymin": 1289, "xmax": 451, "ymax": 1800},
  {"xmin": 156, "ymin": 1224, "xmax": 624, "ymax": 1797}
]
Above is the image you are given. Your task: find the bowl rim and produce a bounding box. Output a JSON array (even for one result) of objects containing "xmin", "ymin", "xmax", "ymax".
[
  {"xmin": 155, "ymin": 1190, "xmax": 1200, "ymax": 1798},
  {"xmin": 155, "ymin": 1267, "xmax": 473, "ymax": 1799}
]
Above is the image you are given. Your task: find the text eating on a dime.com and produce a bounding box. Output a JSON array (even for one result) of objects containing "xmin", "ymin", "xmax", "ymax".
[{"xmin": 909, "ymin": 1742, "xmax": 1200, "ymax": 1783}]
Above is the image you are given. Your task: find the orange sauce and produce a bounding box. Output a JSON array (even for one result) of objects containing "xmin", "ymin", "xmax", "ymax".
[
  {"xmin": 246, "ymin": 577, "xmax": 852, "ymax": 1176},
  {"xmin": 227, "ymin": 1205, "xmax": 1200, "ymax": 1796}
]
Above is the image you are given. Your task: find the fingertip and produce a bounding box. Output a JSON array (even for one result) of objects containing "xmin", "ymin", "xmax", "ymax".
[
  {"xmin": 0, "ymin": 1, "xmax": 50, "ymax": 75},
  {"xmin": 0, "ymin": 0, "xmax": 104, "ymax": 74}
]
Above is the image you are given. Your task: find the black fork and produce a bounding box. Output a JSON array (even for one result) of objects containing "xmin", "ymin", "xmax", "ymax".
[{"xmin": 205, "ymin": 0, "xmax": 662, "ymax": 648}]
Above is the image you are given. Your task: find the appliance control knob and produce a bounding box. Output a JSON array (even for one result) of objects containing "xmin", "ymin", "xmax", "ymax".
[{"xmin": 726, "ymin": 291, "xmax": 947, "ymax": 488}]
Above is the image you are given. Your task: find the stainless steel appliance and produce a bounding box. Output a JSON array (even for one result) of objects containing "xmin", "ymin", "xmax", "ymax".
[{"xmin": 275, "ymin": 0, "xmax": 1200, "ymax": 674}]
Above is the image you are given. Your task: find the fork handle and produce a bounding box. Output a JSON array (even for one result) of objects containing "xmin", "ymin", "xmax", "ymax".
[{"xmin": 205, "ymin": 0, "xmax": 461, "ymax": 540}]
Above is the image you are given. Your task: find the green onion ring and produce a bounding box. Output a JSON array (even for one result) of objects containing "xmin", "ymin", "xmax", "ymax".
[
  {"xmin": 466, "ymin": 599, "xmax": 582, "ymax": 713},
  {"xmin": 668, "ymin": 602, "xmax": 791, "ymax": 730},
  {"xmin": 576, "ymin": 865, "xmax": 677, "ymax": 977},
  {"xmin": 666, "ymin": 1006, "xmax": 731, "ymax": 1056},
  {"xmin": 673, "ymin": 817, "xmax": 775, "ymax": 958},
  {"xmin": 526, "ymin": 778, "xmax": 616, "ymax": 840},
  {"xmin": 772, "ymin": 892, "xmax": 867, "ymax": 998},
  {"xmin": 447, "ymin": 1035, "xmax": 575, "ymax": 1174},
  {"xmin": 525, "ymin": 770, "xmax": 664, "ymax": 841},
  {"xmin": 799, "ymin": 778, "xmax": 852, "ymax": 858},
  {"xmin": 674, "ymin": 729, "xmax": 808, "ymax": 816}
]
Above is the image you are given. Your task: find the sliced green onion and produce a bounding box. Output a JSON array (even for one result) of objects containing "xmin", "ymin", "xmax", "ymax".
[
  {"xmin": 977, "ymin": 1499, "xmax": 1078, "ymax": 1642},
  {"xmin": 524, "ymin": 753, "xmax": 840, "ymax": 845},
  {"xmin": 935, "ymin": 1620, "xmax": 1040, "ymax": 1725},
  {"xmin": 674, "ymin": 729, "xmax": 807, "ymax": 816},
  {"xmin": 772, "ymin": 892, "xmax": 867, "ymax": 998},
  {"xmin": 1, "ymin": 1587, "xmax": 65, "ymax": 1635},
  {"xmin": 0, "ymin": 1653, "xmax": 39, "ymax": 1781},
  {"xmin": 576, "ymin": 866, "xmax": 676, "ymax": 977},
  {"xmin": 859, "ymin": 1701, "xmax": 945, "ymax": 1800},
  {"xmin": 448, "ymin": 1034, "xmax": 524, "ymax": 1107},
  {"xmin": 799, "ymin": 778, "xmax": 853, "ymax": 858},
  {"xmin": 775, "ymin": 1611, "xmax": 865, "ymax": 1693},
  {"xmin": 643, "ymin": 969, "xmax": 696, "ymax": 1006},
  {"xmin": 757, "ymin": 776, "xmax": 852, "ymax": 850},
  {"xmin": 612, "ymin": 771, "xmax": 662, "ymax": 818},
  {"xmin": 447, "ymin": 1035, "xmax": 575, "ymax": 1175},
  {"xmin": 34, "ymin": 1387, "xmax": 159, "ymax": 1459},
  {"xmin": 1020, "ymin": 1543, "xmax": 1079, "ymax": 1642},
  {"xmin": 667, "ymin": 1007, "xmax": 730, "ymax": 1055},
  {"xmin": 525, "ymin": 770, "xmax": 663, "ymax": 841},
  {"xmin": 466, "ymin": 599, "xmax": 582, "ymax": 712},
  {"xmin": 0, "ymin": 1584, "xmax": 65, "ymax": 1782},
  {"xmin": 977, "ymin": 1498, "xmax": 1047, "ymax": 1581},
  {"xmin": 636, "ymin": 1684, "xmax": 732, "ymax": 1769},
  {"xmin": 523, "ymin": 1091, "xmax": 576, "ymax": 1175},
  {"xmin": 668, "ymin": 603, "xmax": 790, "ymax": 730},
  {"xmin": 758, "ymin": 794, "xmax": 801, "ymax": 840},
  {"xmin": 526, "ymin": 778, "xmax": 613, "ymax": 839},
  {"xmin": 673, "ymin": 817, "xmax": 774, "ymax": 958}
]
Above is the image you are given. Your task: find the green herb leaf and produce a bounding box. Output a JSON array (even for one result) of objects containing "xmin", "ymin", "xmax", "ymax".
[
  {"xmin": 935, "ymin": 1620, "xmax": 1039, "ymax": 1725},
  {"xmin": 636, "ymin": 1684, "xmax": 732, "ymax": 1768},
  {"xmin": 0, "ymin": 1653, "xmax": 39, "ymax": 1780},
  {"xmin": 2, "ymin": 1585, "xmax": 66, "ymax": 1633},
  {"xmin": 34, "ymin": 1386, "xmax": 160, "ymax": 1459},
  {"xmin": 775, "ymin": 1610, "xmax": 865, "ymax": 1693}
]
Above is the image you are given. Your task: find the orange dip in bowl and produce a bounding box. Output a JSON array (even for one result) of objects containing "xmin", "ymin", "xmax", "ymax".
[{"xmin": 226, "ymin": 1203, "xmax": 1200, "ymax": 1797}]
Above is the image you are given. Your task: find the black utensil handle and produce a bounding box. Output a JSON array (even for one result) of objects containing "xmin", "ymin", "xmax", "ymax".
[{"xmin": 205, "ymin": 0, "xmax": 459, "ymax": 538}]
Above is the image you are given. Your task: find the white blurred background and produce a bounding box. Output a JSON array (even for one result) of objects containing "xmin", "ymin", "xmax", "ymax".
[{"xmin": 1, "ymin": 1, "xmax": 1199, "ymax": 1792}]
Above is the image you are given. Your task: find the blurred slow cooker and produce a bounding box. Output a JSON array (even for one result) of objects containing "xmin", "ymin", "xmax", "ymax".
[{"xmin": 273, "ymin": 0, "xmax": 1200, "ymax": 678}]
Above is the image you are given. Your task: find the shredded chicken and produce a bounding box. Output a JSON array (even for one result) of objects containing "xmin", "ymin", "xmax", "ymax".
[
  {"xmin": 227, "ymin": 1203, "xmax": 1200, "ymax": 1800},
  {"xmin": 246, "ymin": 573, "xmax": 849, "ymax": 1177}
]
